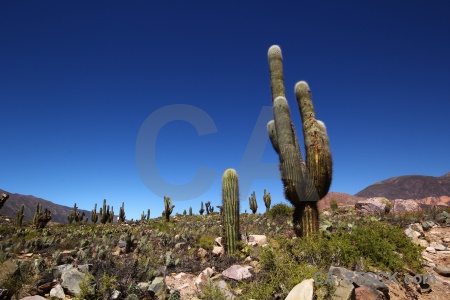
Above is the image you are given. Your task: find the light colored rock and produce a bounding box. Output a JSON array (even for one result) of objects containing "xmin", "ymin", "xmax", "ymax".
[
  {"xmin": 411, "ymin": 223, "xmax": 424, "ymax": 235},
  {"xmin": 247, "ymin": 235, "xmax": 268, "ymax": 246},
  {"xmin": 433, "ymin": 265, "xmax": 450, "ymax": 277},
  {"xmin": 285, "ymin": 278, "xmax": 314, "ymax": 300},
  {"xmin": 404, "ymin": 227, "xmax": 421, "ymax": 239},
  {"xmin": 215, "ymin": 237, "xmax": 223, "ymax": 247},
  {"xmin": 426, "ymin": 247, "xmax": 436, "ymax": 254},
  {"xmin": 49, "ymin": 284, "xmax": 65, "ymax": 299},
  {"xmin": 222, "ymin": 265, "xmax": 252, "ymax": 281},
  {"xmin": 430, "ymin": 242, "xmax": 447, "ymax": 251},
  {"xmin": 111, "ymin": 290, "xmax": 121, "ymax": 300},
  {"xmin": 333, "ymin": 283, "xmax": 355, "ymax": 300},
  {"xmin": 61, "ymin": 268, "xmax": 89, "ymax": 295},
  {"xmin": 212, "ymin": 246, "xmax": 224, "ymax": 256},
  {"xmin": 355, "ymin": 200, "xmax": 387, "ymax": 216},
  {"xmin": 19, "ymin": 296, "xmax": 47, "ymax": 300},
  {"xmin": 195, "ymin": 267, "xmax": 215, "ymax": 290},
  {"xmin": 418, "ymin": 239, "xmax": 429, "ymax": 248},
  {"xmin": 148, "ymin": 277, "xmax": 165, "ymax": 295},
  {"xmin": 391, "ymin": 199, "xmax": 423, "ymax": 215}
]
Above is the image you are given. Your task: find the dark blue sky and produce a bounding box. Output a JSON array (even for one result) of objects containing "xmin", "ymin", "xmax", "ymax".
[{"xmin": 1, "ymin": 0, "xmax": 449, "ymax": 220}]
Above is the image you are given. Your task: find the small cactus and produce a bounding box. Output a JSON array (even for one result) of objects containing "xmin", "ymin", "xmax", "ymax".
[
  {"xmin": 249, "ymin": 191, "xmax": 258, "ymax": 214},
  {"xmin": 199, "ymin": 201, "xmax": 205, "ymax": 216},
  {"xmin": 16, "ymin": 204, "xmax": 24, "ymax": 227},
  {"xmin": 263, "ymin": 189, "xmax": 271, "ymax": 213},
  {"xmin": 222, "ymin": 168, "xmax": 240, "ymax": 255},
  {"xmin": 164, "ymin": 196, "xmax": 175, "ymax": 222},
  {"xmin": 119, "ymin": 202, "xmax": 126, "ymax": 223}
]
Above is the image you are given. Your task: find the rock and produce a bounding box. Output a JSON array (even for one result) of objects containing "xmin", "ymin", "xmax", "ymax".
[
  {"xmin": 247, "ymin": 235, "xmax": 268, "ymax": 246},
  {"xmin": 354, "ymin": 286, "xmax": 381, "ymax": 300},
  {"xmin": 49, "ymin": 284, "xmax": 65, "ymax": 300},
  {"xmin": 136, "ymin": 282, "xmax": 149, "ymax": 291},
  {"xmin": 212, "ymin": 246, "xmax": 224, "ymax": 256},
  {"xmin": 53, "ymin": 264, "xmax": 74, "ymax": 279},
  {"xmin": 391, "ymin": 199, "xmax": 423, "ymax": 215},
  {"xmin": 124, "ymin": 294, "xmax": 139, "ymax": 300},
  {"xmin": 433, "ymin": 265, "xmax": 450, "ymax": 277},
  {"xmin": 430, "ymin": 242, "xmax": 447, "ymax": 251},
  {"xmin": 148, "ymin": 277, "xmax": 165, "ymax": 295},
  {"xmin": 411, "ymin": 223, "xmax": 424, "ymax": 235},
  {"xmin": 19, "ymin": 296, "xmax": 47, "ymax": 300},
  {"xmin": 443, "ymin": 237, "xmax": 450, "ymax": 243},
  {"xmin": 213, "ymin": 280, "xmax": 235, "ymax": 299},
  {"xmin": 418, "ymin": 239, "xmax": 429, "ymax": 248},
  {"xmin": 222, "ymin": 265, "xmax": 252, "ymax": 281},
  {"xmin": 355, "ymin": 199, "xmax": 388, "ymax": 216},
  {"xmin": 197, "ymin": 248, "xmax": 208, "ymax": 259},
  {"xmin": 285, "ymin": 278, "xmax": 314, "ymax": 300},
  {"xmin": 422, "ymin": 220, "xmax": 435, "ymax": 231},
  {"xmin": 426, "ymin": 247, "xmax": 436, "ymax": 254},
  {"xmin": 0, "ymin": 260, "xmax": 19, "ymax": 295},
  {"xmin": 195, "ymin": 268, "xmax": 215, "ymax": 290},
  {"xmin": 333, "ymin": 284, "xmax": 355, "ymax": 300},
  {"xmin": 111, "ymin": 290, "xmax": 121, "ymax": 300},
  {"xmin": 435, "ymin": 213, "xmax": 447, "ymax": 223},
  {"xmin": 404, "ymin": 227, "xmax": 421, "ymax": 239},
  {"xmin": 61, "ymin": 268, "xmax": 89, "ymax": 295},
  {"xmin": 174, "ymin": 242, "xmax": 187, "ymax": 251},
  {"xmin": 215, "ymin": 237, "xmax": 223, "ymax": 247}
]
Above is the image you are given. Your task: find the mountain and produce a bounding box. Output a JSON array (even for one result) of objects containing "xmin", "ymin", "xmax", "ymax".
[
  {"xmin": 354, "ymin": 172, "xmax": 450, "ymax": 204},
  {"xmin": 0, "ymin": 189, "xmax": 92, "ymax": 224}
]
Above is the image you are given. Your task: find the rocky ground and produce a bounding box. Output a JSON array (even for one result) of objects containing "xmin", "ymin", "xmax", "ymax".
[{"xmin": 0, "ymin": 202, "xmax": 449, "ymax": 300}]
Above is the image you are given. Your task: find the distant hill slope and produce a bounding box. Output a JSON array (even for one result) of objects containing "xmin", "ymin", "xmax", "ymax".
[
  {"xmin": 355, "ymin": 172, "xmax": 450, "ymax": 200},
  {"xmin": 318, "ymin": 192, "xmax": 366, "ymax": 210},
  {"xmin": 0, "ymin": 189, "xmax": 92, "ymax": 224}
]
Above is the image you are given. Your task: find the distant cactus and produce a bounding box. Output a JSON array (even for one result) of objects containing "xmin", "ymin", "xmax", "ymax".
[
  {"xmin": 119, "ymin": 202, "xmax": 126, "ymax": 223},
  {"xmin": 222, "ymin": 168, "xmax": 240, "ymax": 255},
  {"xmin": 100, "ymin": 199, "xmax": 108, "ymax": 224},
  {"xmin": 141, "ymin": 211, "xmax": 146, "ymax": 221},
  {"xmin": 183, "ymin": 209, "xmax": 187, "ymax": 216},
  {"xmin": 263, "ymin": 189, "xmax": 271, "ymax": 213},
  {"xmin": 199, "ymin": 201, "xmax": 205, "ymax": 215},
  {"xmin": 189, "ymin": 206, "xmax": 192, "ymax": 216},
  {"xmin": 91, "ymin": 204, "xmax": 98, "ymax": 224},
  {"xmin": 249, "ymin": 191, "xmax": 258, "ymax": 214},
  {"xmin": 330, "ymin": 198, "xmax": 338, "ymax": 214},
  {"xmin": 205, "ymin": 201, "xmax": 211, "ymax": 214},
  {"xmin": 216, "ymin": 205, "xmax": 223, "ymax": 216},
  {"xmin": 69, "ymin": 203, "xmax": 85, "ymax": 224},
  {"xmin": 164, "ymin": 196, "xmax": 175, "ymax": 222},
  {"xmin": 0, "ymin": 193, "xmax": 9, "ymax": 211},
  {"xmin": 147, "ymin": 208, "xmax": 151, "ymax": 220},
  {"xmin": 267, "ymin": 45, "xmax": 333, "ymax": 237},
  {"xmin": 108, "ymin": 206, "xmax": 114, "ymax": 223},
  {"xmin": 33, "ymin": 203, "xmax": 41, "ymax": 226},
  {"xmin": 16, "ymin": 204, "xmax": 24, "ymax": 227}
]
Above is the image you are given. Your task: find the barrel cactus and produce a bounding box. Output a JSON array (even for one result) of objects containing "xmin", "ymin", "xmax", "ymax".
[
  {"xmin": 222, "ymin": 168, "xmax": 240, "ymax": 255},
  {"xmin": 267, "ymin": 45, "xmax": 333, "ymax": 237}
]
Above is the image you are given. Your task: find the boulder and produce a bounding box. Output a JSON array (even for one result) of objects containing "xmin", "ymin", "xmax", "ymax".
[
  {"xmin": 285, "ymin": 278, "xmax": 314, "ymax": 300},
  {"xmin": 433, "ymin": 265, "xmax": 450, "ymax": 277},
  {"xmin": 391, "ymin": 199, "xmax": 423, "ymax": 215},
  {"xmin": 222, "ymin": 265, "xmax": 252, "ymax": 281},
  {"xmin": 61, "ymin": 268, "xmax": 89, "ymax": 295},
  {"xmin": 355, "ymin": 198, "xmax": 388, "ymax": 216}
]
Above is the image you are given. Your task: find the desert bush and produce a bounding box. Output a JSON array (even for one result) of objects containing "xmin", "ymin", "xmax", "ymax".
[{"xmin": 267, "ymin": 203, "xmax": 294, "ymax": 219}]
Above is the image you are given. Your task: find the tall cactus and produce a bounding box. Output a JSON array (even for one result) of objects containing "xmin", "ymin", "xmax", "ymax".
[
  {"xmin": 249, "ymin": 191, "xmax": 257, "ymax": 214},
  {"xmin": 108, "ymin": 206, "xmax": 114, "ymax": 223},
  {"xmin": 91, "ymin": 203, "xmax": 98, "ymax": 223},
  {"xmin": 33, "ymin": 203, "xmax": 41, "ymax": 227},
  {"xmin": 119, "ymin": 202, "xmax": 126, "ymax": 223},
  {"xmin": 147, "ymin": 208, "xmax": 151, "ymax": 220},
  {"xmin": 263, "ymin": 189, "xmax": 271, "ymax": 213},
  {"xmin": 16, "ymin": 204, "xmax": 24, "ymax": 227},
  {"xmin": 164, "ymin": 196, "xmax": 174, "ymax": 222},
  {"xmin": 100, "ymin": 199, "xmax": 108, "ymax": 224},
  {"xmin": 267, "ymin": 45, "xmax": 333, "ymax": 237},
  {"xmin": 222, "ymin": 168, "xmax": 240, "ymax": 255}
]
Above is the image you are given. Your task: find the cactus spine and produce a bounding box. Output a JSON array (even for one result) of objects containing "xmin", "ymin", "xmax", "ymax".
[
  {"xmin": 222, "ymin": 168, "xmax": 240, "ymax": 255},
  {"xmin": 249, "ymin": 191, "xmax": 257, "ymax": 214},
  {"xmin": 164, "ymin": 196, "xmax": 174, "ymax": 222},
  {"xmin": 267, "ymin": 45, "xmax": 333, "ymax": 237},
  {"xmin": 119, "ymin": 202, "xmax": 126, "ymax": 223},
  {"xmin": 263, "ymin": 189, "xmax": 271, "ymax": 213},
  {"xmin": 17, "ymin": 204, "xmax": 24, "ymax": 227}
]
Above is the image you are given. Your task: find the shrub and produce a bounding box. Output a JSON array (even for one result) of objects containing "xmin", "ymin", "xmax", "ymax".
[{"xmin": 267, "ymin": 203, "xmax": 294, "ymax": 219}]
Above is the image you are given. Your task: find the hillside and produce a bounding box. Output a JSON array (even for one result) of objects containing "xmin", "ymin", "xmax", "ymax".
[
  {"xmin": 355, "ymin": 172, "xmax": 450, "ymax": 200},
  {"xmin": 0, "ymin": 189, "xmax": 92, "ymax": 224}
]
